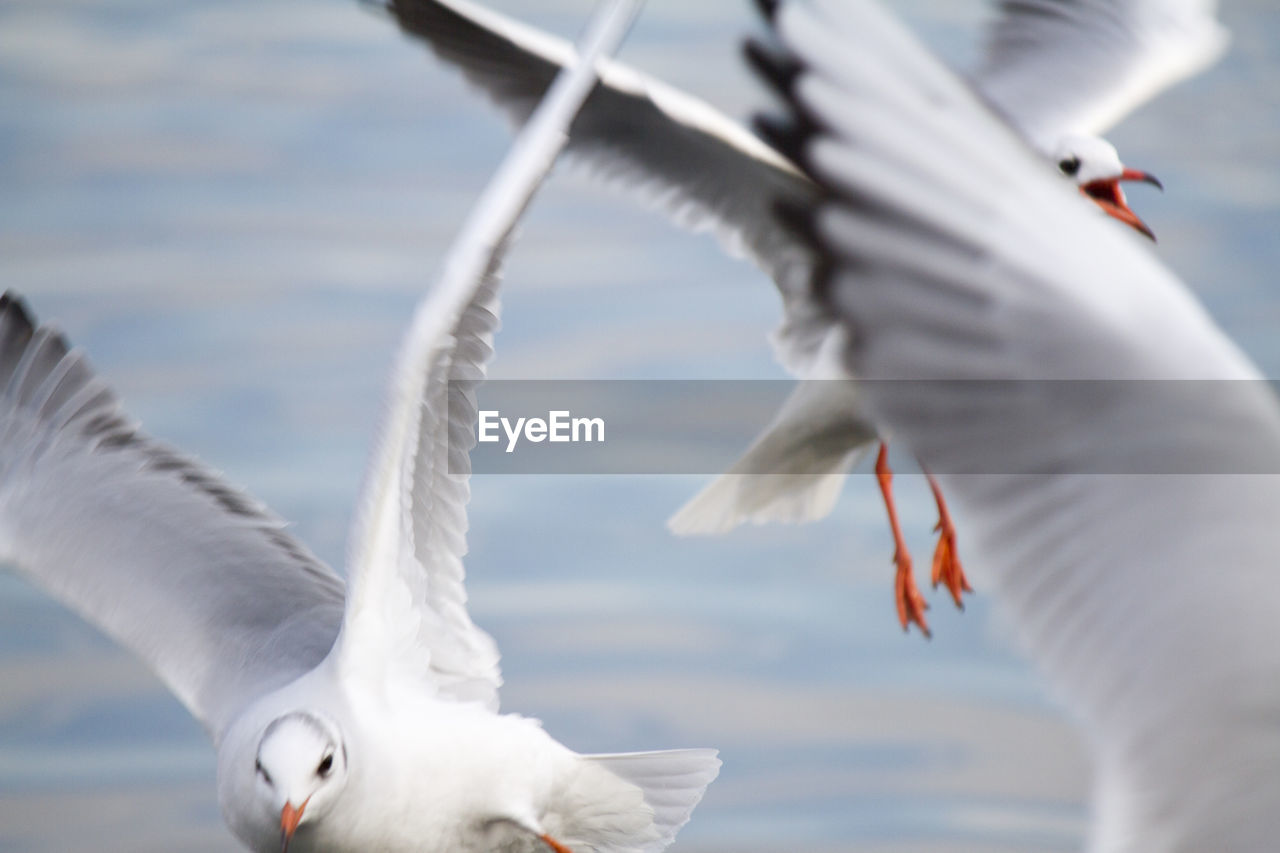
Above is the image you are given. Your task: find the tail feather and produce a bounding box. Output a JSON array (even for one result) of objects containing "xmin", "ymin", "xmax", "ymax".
[
  {"xmin": 668, "ymin": 466, "xmax": 856, "ymax": 534},
  {"xmin": 585, "ymin": 748, "xmax": 721, "ymax": 852},
  {"xmin": 668, "ymin": 379, "xmax": 876, "ymax": 535}
]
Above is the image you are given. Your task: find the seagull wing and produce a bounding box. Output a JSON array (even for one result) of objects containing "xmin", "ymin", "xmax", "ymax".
[
  {"xmin": 761, "ymin": 0, "xmax": 1280, "ymax": 847},
  {"xmin": 973, "ymin": 0, "xmax": 1229, "ymax": 149},
  {"xmin": 384, "ymin": 0, "xmax": 830, "ymax": 368},
  {"xmin": 0, "ymin": 294, "xmax": 346, "ymax": 737},
  {"xmin": 383, "ymin": 0, "xmax": 882, "ymax": 535},
  {"xmin": 335, "ymin": 0, "xmax": 641, "ymax": 709}
]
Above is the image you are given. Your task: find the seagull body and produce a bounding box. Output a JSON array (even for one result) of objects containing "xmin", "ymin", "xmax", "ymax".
[
  {"xmin": 751, "ymin": 0, "xmax": 1280, "ymax": 848},
  {"xmin": 0, "ymin": 3, "xmax": 719, "ymax": 851},
  {"xmin": 216, "ymin": 675, "xmax": 666, "ymax": 853},
  {"xmin": 382, "ymin": 0, "xmax": 1227, "ymax": 634}
]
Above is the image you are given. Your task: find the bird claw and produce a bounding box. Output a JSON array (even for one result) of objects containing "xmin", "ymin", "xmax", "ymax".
[
  {"xmin": 930, "ymin": 522, "xmax": 972, "ymax": 610},
  {"xmin": 893, "ymin": 548, "xmax": 931, "ymax": 639},
  {"xmin": 927, "ymin": 476, "xmax": 973, "ymax": 611}
]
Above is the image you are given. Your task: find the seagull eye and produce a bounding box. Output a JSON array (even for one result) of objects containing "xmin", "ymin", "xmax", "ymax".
[
  {"xmin": 317, "ymin": 754, "xmax": 334, "ymax": 778},
  {"xmin": 1058, "ymin": 156, "xmax": 1081, "ymax": 177},
  {"xmin": 255, "ymin": 759, "xmax": 273, "ymax": 786}
]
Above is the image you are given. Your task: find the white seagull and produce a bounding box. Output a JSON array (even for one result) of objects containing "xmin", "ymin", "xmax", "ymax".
[
  {"xmin": 0, "ymin": 2, "xmax": 720, "ymax": 852},
  {"xmin": 751, "ymin": 0, "xmax": 1280, "ymax": 849},
  {"xmin": 378, "ymin": 0, "xmax": 1226, "ymax": 636}
]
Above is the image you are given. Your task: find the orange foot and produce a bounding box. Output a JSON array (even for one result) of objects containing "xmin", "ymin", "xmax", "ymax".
[
  {"xmin": 540, "ymin": 835, "xmax": 573, "ymax": 853},
  {"xmin": 893, "ymin": 545, "xmax": 930, "ymax": 639},
  {"xmin": 926, "ymin": 473, "xmax": 972, "ymax": 609},
  {"xmin": 876, "ymin": 443, "xmax": 930, "ymax": 638}
]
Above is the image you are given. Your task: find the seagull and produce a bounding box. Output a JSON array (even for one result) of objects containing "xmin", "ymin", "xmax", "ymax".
[
  {"xmin": 0, "ymin": 3, "xmax": 720, "ymax": 852},
  {"xmin": 749, "ymin": 0, "xmax": 1280, "ymax": 848},
  {"xmin": 378, "ymin": 0, "xmax": 1226, "ymax": 637}
]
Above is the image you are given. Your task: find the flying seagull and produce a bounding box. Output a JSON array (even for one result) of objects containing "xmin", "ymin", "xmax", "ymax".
[
  {"xmin": 377, "ymin": 0, "xmax": 1227, "ymax": 636},
  {"xmin": 750, "ymin": 0, "xmax": 1280, "ymax": 849},
  {"xmin": 0, "ymin": 2, "xmax": 720, "ymax": 851}
]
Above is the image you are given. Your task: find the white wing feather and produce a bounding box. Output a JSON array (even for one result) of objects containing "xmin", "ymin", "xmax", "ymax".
[
  {"xmin": 770, "ymin": 0, "xmax": 1280, "ymax": 848},
  {"xmin": 0, "ymin": 294, "xmax": 346, "ymax": 737},
  {"xmin": 335, "ymin": 0, "xmax": 642, "ymax": 707},
  {"xmin": 974, "ymin": 0, "xmax": 1229, "ymax": 149}
]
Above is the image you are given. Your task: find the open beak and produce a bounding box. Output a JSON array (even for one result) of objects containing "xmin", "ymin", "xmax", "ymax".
[
  {"xmin": 279, "ymin": 797, "xmax": 310, "ymax": 853},
  {"xmin": 1080, "ymin": 168, "xmax": 1163, "ymax": 242}
]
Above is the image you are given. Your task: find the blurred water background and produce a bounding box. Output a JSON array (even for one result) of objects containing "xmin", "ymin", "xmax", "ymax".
[{"xmin": 1, "ymin": 0, "xmax": 1277, "ymax": 850}]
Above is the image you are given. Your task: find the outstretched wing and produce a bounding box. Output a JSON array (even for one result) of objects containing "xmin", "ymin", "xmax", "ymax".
[
  {"xmin": 0, "ymin": 293, "xmax": 346, "ymax": 737},
  {"xmin": 382, "ymin": 0, "xmax": 830, "ymax": 368},
  {"xmin": 758, "ymin": 0, "xmax": 1280, "ymax": 848},
  {"xmin": 335, "ymin": 0, "xmax": 642, "ymax": 709},
  {"xmin": 973, "ymin": 0, "xmax": 1229, "ymax": 149}
]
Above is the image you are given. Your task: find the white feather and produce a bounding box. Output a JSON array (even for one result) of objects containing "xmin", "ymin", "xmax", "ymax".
[
  {"xmin": 975, "ymin": 0, "xmax": 1230, "ymax": 151},
  {"xmin": 0, "ymin": 297, "xmax": 345, "ymax": 735},
  {"xmin": 336, "ymin": 0, "xmax": 645, "ymax": 708},
  {"xmin": 383, "ymin": 0, "xmax": 1230, "ymax": 542},
  {"xmin": 771, "ymin": 1, "xmax": 1280, "ymax": 849}
]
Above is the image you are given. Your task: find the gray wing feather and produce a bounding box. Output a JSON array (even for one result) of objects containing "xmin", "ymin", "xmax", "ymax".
[
  {"xmin": 385, "ymin": 0, "xmax": 829, "ymax": 368},
  {"xmin": 0, "ymin": 293, "xmax": 344, "ymax": 737},
  {"xmin": 769, "ymin": 0, "xmax": 1280, "ymax": 848}
]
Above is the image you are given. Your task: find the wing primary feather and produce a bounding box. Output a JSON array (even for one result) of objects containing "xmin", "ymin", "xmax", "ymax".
[
  {"xmin": 335, "ymin": 0, "xmax": 642, "ymax": 704},
  {"xmin": 743, "ymin": 38, "xmax": 802, "ymax": 99},
  {"xmin": 384, "ymin": 0, "xmax": 829, "ymax": 375},
  {"xmin": 758, "ymin": 1, "xmax": 1280, "ymax": 848},
  {"xmin": 0, "ymin": 290, "xmax": 345, "ymax": 733},
  {"xmin": 752, "ymin": 0, "xmax": 781, "ymax": 24}
]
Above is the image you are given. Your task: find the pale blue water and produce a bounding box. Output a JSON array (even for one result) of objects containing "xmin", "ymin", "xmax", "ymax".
[{"xmin": 0, "ymin": 1, "xmax": 1277, "ymax": 851}]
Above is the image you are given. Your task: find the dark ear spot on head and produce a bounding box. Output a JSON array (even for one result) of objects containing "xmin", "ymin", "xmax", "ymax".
[
  {"xmin": 255, "ymin": 759, "xmax": 273, "ymax": 786},
  {"xmin": 1058, "ymin": 156, "xmax": 1081, "ymax": 177},
  {"xmin": 317, "ymin": 753, "xmax": 334, "ymax": 778}
]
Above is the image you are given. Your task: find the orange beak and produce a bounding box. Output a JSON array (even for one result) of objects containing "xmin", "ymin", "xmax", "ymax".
[
  {"xmin": 279, "ymin": 797, "xmax": 310, "ymax": 853},
  {"xmin": 1080, "ymin": 167, "xmax": 1163, "ymax": 242}
]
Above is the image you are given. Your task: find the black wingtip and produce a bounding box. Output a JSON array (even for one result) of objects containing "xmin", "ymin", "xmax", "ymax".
[
  {"xmin": 752, "ymin": 0, "xmax": 781, "ymax": 23},
  {"xmin": 744, "ymin": 31, "xmax": 823, "ymax": 177},
  {"xmin": 774, "ymin": 196, "xmax": 837, "ymax": 300},
  {"xmin": 0, "ymin": 291, "xmax": 34, "ymax": 332},
  {"xmin": 753, "ymin": 112, "xmax": 816, "ymax": 174},
  {"xmin": 772, "ymin": 199, "xmax": 825, "ymax": 276},
  {"xmin": 743, "ymin": 38, "xmax": 800, "ymax": 100}
]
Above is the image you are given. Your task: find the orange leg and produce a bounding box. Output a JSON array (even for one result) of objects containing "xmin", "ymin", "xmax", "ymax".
[
  {"xmin": 540, "ymin": 835, "xmax": 573, "ymax": 853},
  {"xmin": 875, "ymin": 443, "xmax": 929, "ymax": 638},
  {"xmin": 926, "ymin": 473, "xmax": 972, "ymax": 609}
]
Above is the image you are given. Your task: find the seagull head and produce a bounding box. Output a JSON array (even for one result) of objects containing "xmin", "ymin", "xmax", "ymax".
[
  {"xmin": 1053, "ymin": 134, "xmax": 1163, "ymax": 241},
  {"xmin": 253, "ymin": 711, "xmax": 348, "ymax": 852}
]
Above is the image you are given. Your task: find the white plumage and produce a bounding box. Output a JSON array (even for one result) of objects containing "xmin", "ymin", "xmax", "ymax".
[
  {"xmin": 381, "ymin": 0, "xmax": 1228, "ymax": 552},
  {"xmin": 974, "ymin": 0, "xmax": 1228, "ymax": 151},
  {"xmin": 0, "ymin": 3, "xmax": 719, "ymax": 851},
  {"xmin": 757, "ymin": 0, "xmax": 1280, "ymax": 849}
]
